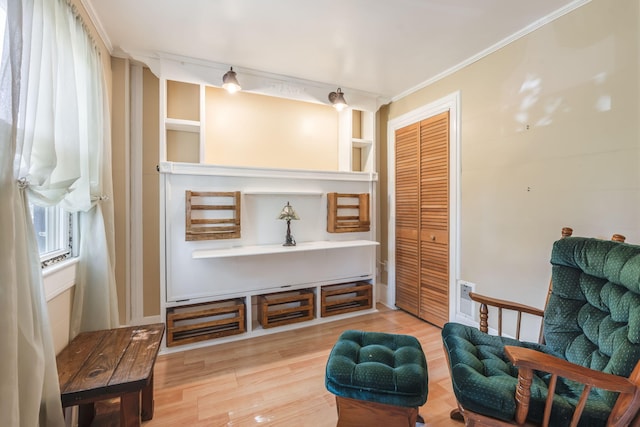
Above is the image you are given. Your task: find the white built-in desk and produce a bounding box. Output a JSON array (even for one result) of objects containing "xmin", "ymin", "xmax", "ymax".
[{"xmin": 192, "ymin": 240, "xmax": 379, "ymax": 259}]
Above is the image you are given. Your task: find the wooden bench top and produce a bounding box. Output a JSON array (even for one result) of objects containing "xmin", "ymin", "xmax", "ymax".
[{"xmin": 57, "ymin": 324, "xmax": 165, "ymax": 407}]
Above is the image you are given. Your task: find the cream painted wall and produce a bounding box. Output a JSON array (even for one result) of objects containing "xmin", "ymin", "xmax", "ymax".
[
  {"xmin": 204, "ymin": 87, "xmax": 338, "ymax": 170},
  {"xmin": 380, "ymin": 0, "xmax": 640, "ymax": 336},
  {"xmin": 111, "ymin": 57, "xmax": 128, "ymax": 325},
  {"xmin": 48, "ymin": 288, "xmax": 74, "ymax": 354},
  {"xmin": 142, "ymin": 69, "xmax": 161, "ymax": 317}
]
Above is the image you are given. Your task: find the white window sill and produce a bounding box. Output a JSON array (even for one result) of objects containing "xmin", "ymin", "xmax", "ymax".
[{"xmin": 43, "ymin": 257, "xmax": 78, "ymax": 301}]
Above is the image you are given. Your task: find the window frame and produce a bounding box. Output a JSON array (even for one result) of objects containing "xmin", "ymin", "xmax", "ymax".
[{"xmin": 30, "ymin": 203, "xmax": 78, "ymax": 268}]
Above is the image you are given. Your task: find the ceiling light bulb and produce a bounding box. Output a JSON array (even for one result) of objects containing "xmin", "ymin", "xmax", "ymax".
[{"xmin": 222, "ymin": 67, "xmax": 241, "ymax": 93}]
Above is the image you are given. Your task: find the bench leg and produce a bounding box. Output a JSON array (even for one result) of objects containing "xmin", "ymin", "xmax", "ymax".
[
  {"xmin": 120, "ymin": 392, "xmax": 141, "ymax": 427},
  {"xmin": 78, "ymin": 402, "xmax": 96, "ymax": 427},
  {"xmin": 141, "ymin": 373, "xmax": 155, "ymax": 421}
]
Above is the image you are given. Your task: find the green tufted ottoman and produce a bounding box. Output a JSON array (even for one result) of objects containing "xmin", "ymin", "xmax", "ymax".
[{"xmin": 325, "ymin": 330, "xmax": 428, "ymax": 426}]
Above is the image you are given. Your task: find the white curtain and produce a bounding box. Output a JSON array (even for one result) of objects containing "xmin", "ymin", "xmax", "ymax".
[{"xmin": 0, "ymin": 0, "xmax": 118, "ymax": 424}]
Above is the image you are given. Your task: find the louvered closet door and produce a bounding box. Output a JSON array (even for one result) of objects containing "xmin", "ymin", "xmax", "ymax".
[
  {"xmin": 394, "ymin": 123, "xmax": 420, "ymax": 316},
  {"xmin": 419, "ymin": 111, "xmax": 449, "ymax": 327}
]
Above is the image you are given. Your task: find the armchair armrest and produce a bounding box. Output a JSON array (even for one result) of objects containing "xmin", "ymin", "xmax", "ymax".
[
  {"xmin": 470, "ymin": 292, "xmax": 544, "ymax": 340},
  {"xmin": 504, "ymin": 346, "xmax": 637, "ymax": 426},
  {"xmin": 505, "ymin": 346, "xmax": 634, "ymax": 393},
  {"xmin": 470, "ymin": 293, "xmax": 545, "ymax": 317}
]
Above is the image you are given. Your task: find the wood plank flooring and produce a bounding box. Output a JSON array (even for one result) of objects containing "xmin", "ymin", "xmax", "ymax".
[{"xmin": 90, "ymin": 305, "xmax": 462, "ymax": 426}]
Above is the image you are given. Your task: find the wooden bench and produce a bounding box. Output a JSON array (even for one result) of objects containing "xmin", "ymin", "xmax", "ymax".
[{"xmin": 56, "ymin": 324, "xmax": 165, "ymax": 427}]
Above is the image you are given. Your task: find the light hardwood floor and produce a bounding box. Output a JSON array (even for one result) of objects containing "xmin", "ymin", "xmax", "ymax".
[{"xmin": 91, "ymin": 305, "xmax": 462, "ymax": 426}]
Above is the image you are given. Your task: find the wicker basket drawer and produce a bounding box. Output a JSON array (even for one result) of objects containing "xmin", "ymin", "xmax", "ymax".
[
  {"xmin": 166, "ymin": 298, "xmax": 245, "ymax": 347},
  {"xmin": 257, "ymin": 289, "xmax": 315, "ymax": 328},
  {"xmin": 321, "ymin": 281, "xmax": 373, "ymax": 317}
]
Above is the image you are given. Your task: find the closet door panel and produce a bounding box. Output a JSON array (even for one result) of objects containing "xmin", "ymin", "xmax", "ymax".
[
  {"xmin": 419, "ymin": 112, "xmax": 449, "ymax": 327},
  {"xmin": 395, "ymin": 123, "xmax": 420, "ymax": 315}
]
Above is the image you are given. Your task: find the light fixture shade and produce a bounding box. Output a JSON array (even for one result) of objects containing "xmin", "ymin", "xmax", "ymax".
[
  {"xmin": 277, "ymin": 202, "xmax": 300, "ymax": 221},
  {"xmin": 222, "ymin": 67, "xmax": 241, "ymax": 93},
  {"xmin": 328, "ymin": 88, "xmax": 347, "ymax": 111}
]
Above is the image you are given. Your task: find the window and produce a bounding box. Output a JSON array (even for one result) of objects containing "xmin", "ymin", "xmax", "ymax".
[{"xmin": 29, "ymin": 203, "xmax": 76, "ymax": 267}]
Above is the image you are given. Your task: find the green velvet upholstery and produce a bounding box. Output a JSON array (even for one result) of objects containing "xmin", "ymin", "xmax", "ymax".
[
  {"xmin": 325, "ymin": 330, "xmax": 428, "ymax": 407},
  {"xmin": 442, "ymin": 237, "xmax": 640, "ymax": 426}
]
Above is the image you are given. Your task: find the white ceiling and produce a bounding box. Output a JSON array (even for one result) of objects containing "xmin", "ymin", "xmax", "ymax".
[{"xmin": 84, "ymin": 0, "xmax": 587, "ymax": 100}]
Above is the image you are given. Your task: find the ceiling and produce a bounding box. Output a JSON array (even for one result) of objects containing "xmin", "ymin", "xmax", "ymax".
[{"xmin": 84, "ymin": 0, "xmax": 586, "ymax": 100}]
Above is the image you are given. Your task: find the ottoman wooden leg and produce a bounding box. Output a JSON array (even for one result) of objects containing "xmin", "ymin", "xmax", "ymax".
[{"xmin": 336, "ymin": 396, "xmax": 418, "ymax": 427}]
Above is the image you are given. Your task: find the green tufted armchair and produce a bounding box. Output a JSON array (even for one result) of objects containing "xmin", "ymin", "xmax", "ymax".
[{"xmin": 442, "ymin": 231, "xmax": 640, "ymax": 426}]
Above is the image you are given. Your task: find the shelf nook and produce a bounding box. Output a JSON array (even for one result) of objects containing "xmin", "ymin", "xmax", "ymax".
[
  {"xmin": 327, "ymin": 192, "xmax": 370, "ymax": 233},
  {"xmin": 185, "ymin": 190, "xmax": 241, "ymax": 241}
]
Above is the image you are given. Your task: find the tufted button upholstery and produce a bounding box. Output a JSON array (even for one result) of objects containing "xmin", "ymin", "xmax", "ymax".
[
  {"xmin": 325, "ymin": 330, "xmax": 428, "ymax": 408},
  {"xmin": 442, "ymin": 237, "xmax": 640, "ymax": 426}
]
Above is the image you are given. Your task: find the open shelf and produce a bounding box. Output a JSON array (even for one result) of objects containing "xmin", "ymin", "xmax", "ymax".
[
  {"xmin": 352, "ymin": 138, "xmax": 373, "ymax": 148},
  {"xmin": 192, "ymin": 239, "xmax": 379, "ymax": 259},
  {"xmin": 243, "ymin": 190, "xmax": 323, "ymax": 196},
  {"xmin": 165, "ymin": 118, "xmax": 200, "ymax": 132}
]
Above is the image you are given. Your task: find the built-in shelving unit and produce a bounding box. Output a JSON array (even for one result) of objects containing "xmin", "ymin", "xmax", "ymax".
[{"xmin": 160, "ymin": 162, "xmax": 378, "ymax": 352}]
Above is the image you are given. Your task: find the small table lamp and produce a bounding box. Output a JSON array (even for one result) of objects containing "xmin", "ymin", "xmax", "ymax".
[{"xmin": 278, "ymin": 201, "xmax": 299, "ymax": 246}]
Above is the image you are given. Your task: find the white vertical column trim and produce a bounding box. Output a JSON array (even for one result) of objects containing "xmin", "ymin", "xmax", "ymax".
[
  {"xmin": 123, "ymin": 59, "xmax": 132, "ymax": 323},
  {"xmin": 199, "ymin": 84, "xmax": 206, "ymax": 163},
  {"xmin": 129, "ymin": 64, "xmax": 144, "ymax": 322},
  {"xmin": 158, "ymin": 78, "xmax": 168, "ymax": 339},
  {"xmin": 159, "ymin": 78, "xmax": 168, "ymax": 163},
  {"xmin": 337, "ymin": 108, "xmax": 352, "ymax": 171}
]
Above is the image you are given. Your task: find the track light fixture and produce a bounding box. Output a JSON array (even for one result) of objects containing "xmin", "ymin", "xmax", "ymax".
[
  {"xmin": 222, "ymin": 67, "xmax": 241, "ymax": 93},
  {"xmin": 328, "ymin": 88, "xmax": 347, "ymax": 111}
]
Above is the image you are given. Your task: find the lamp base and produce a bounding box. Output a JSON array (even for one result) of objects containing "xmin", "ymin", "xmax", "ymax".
[{"xmin": 283, "ymin": 220, "xmax": 296, "ymax": 246}]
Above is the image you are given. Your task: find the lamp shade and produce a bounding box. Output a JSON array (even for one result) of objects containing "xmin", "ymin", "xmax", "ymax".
[
  {"xmin": 328, "ymin": 88, "xmax": 347, "ymax": 111},
  {"xmin": 278, "ymin": 202, "xmax": 299, "ymax": 221},
  {"xmin": 222, "ymin": 67, "xmax": 241, "ymax": 93}
]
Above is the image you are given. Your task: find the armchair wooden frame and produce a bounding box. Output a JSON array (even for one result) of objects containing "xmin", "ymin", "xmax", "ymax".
[{"xmin": 450, "ymin": 228, "xmax": 640, "ymax": 427}]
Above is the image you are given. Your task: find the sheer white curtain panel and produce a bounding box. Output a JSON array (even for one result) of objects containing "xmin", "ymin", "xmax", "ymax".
[{"xmin": 0, "ymin": 0, "xmax": 118, "ymax": 425}]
